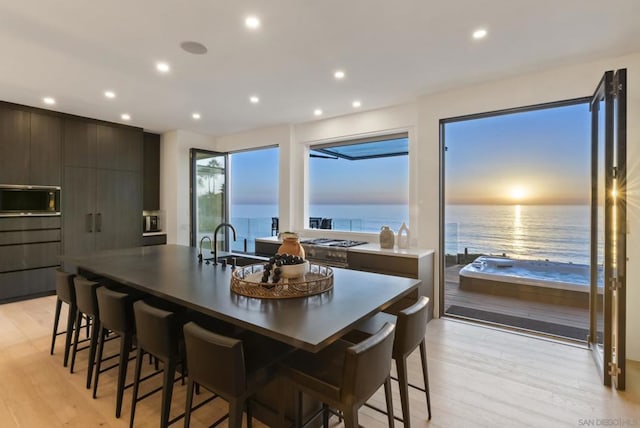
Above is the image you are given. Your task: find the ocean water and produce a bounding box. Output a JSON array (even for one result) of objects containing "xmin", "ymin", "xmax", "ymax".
[
  {"xmin": 446, "ymin": 204, "xmax": 592, "ymax": 264},
  {"xmin": 230, "ymin": 203, "xmax": 593, "ymax": 264}
]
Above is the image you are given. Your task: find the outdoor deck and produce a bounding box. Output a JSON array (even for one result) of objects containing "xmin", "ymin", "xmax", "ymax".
[{"xmin": 444, "ymin": 264, "xmax": 590, "ymax": 338}]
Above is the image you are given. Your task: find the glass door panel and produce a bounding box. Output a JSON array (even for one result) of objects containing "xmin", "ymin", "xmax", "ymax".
[
  {"xmin": 589, "ymin": 69, "xmax": 626, "ymax": 389},
  {"xmin": 191, "ymin": 150, "xmax": 227, "ymax": 249}
]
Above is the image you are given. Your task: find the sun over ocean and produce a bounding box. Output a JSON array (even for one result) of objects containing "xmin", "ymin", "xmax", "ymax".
[{"xmin": 232, "ymin": 203, "xmax": 592, "ymax": 264}]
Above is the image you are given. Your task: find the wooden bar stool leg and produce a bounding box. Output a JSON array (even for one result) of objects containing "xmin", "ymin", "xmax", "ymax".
[
  {"xmin": 86, "ymin": 318, "xmax": 100, "ymax": 389},
  {"xmin": 228, "ymin": 398, "xmax": 244, "ymax": 428},
  {"xmin": 115, "ymin": 333, "xmax": 132, "ymax": 418},
  {"xmin": 50, "ymin": 298, "xmax": 62, "ymax": 355},
  {"xmin": 396, "ymin": 356, "xmax": 411, "ymax": 428},
  {"xmin": 321, "ymin": 403, "xmax": 329, "ymax": 428},
  {"xmin": 129, "ymin": 348, "xmax": 144, "ymax": 428},
  {"xmin": 93, "ymin": 326, "xmax": 106, "ymax": 399},
  {"xmin": 384, "ymin": 376, "xmax": 395, "ymax": 428},
  {"xmin": 184, "ymin": 378, "xmax": 195, "ymax": 428},
  {"xmin": 160, "ymin": 358, "xmax": 176, "ymax": 428},
  {"xmin": 419, "ymin": 340, "xmax": 432, "ymax": 420},
  {"xmin": 70, "ymin": 309, "xmax": 83, "ymax": 373},
  {"xmin": 63, "ymin": 306, "xmax": 76, "ymax": 367},
  {"xmin": 246, "ymin": 401, "xmax": 253, "ymax": 428},
  {"xmin": 343, "ymin": 406, "xmax": 359, "ymax": 428}
]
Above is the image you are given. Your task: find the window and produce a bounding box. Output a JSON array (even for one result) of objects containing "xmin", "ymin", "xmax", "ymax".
[
  {"xmin": 229, "ymin": 146, "xmax": 279, "ymax": 252},
  {"xmin": 308, "ymin": 133, "xmax": 409, "ymax": 233}
]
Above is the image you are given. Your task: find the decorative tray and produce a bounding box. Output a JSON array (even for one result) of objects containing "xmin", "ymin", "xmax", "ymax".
[{"xmin": 230, "ymin": 262, "xmax": 333, "ymax": 299}]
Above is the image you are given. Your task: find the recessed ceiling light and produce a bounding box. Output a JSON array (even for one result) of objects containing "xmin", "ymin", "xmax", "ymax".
[
  {"xmin": 43, "ymin": 97, "xmax": 56, "ymax": 105},
  {"xmin": 472, "ymin": 28, "xmax": 488, "ymax": 40},
  {"xmin": 352, "ymin": 100, "xmax": 362, "ymax": 108},
  {"xmin": 180, "ymin": 41, "xmax": 208, "ymax": 55},
  {"xmin": 249, "ymin": 95, "xmax": 260, "ymax": 104},
  {"xmin": 156, "ymin": 62, "xmax": 170, "ymax": 73},
  {"xmin": 192, "ymin": 113, "xmax": 201, "ymax": 120},
  {"xmin": 104, "ymin": 91, "xmax": 116, "ymax": 99},
  {"xmin": 334, "ymin": 70, "xmax": 345, "ymax": 80},
  {"xmin": 314, "ymin": 109, "xmax": 323, "ymax": 116},
  {"xmin": 245, "ymin": 15, "xmax": 261, "ymax": 29},
  {"xmin": 121, "ymin": 113, "xmax": 131, "ymax": 121}
]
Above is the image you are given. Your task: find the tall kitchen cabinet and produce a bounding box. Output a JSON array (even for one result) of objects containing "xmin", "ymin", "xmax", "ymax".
[
  {"xmin": 0, "ymin": 104, "xmax": 62, "ymax": 185},
  {"xmin": 62, "ymin": 119, "xmax": 143, "ymax": 257},
  {"xmin": 0, "ymin": 104, "xmax": 62, "ymax": 302}
]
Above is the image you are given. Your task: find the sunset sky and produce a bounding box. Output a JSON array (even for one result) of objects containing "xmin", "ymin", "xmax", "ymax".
[
  {"xmin": 444, "ymin": 102, "xmax": 591, "ymax": 205},
  {"xmin": 230, "ymin": 102, "xmax": 590, "ymax": 206}
]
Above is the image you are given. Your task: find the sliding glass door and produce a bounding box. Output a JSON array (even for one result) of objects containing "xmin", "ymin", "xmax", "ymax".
[
  {"xmin": 590, "ymin": 69, "xmax": 626, "ymax": 389},
  {"xmin": 190, "ymin": 149, "xmax": 228, "ymax": 249}
]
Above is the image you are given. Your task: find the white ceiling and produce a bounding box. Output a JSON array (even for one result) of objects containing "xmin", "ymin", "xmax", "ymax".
[{"xmin": 1, "ymin": 1, "xmax": 639, "ymax": 136}]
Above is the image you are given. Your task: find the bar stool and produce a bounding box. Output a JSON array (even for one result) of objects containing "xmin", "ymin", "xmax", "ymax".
[
  {"xmin": 182, "ymin": 322, "xmax": 292, "ymax": 428},
  {"xmin": 50, "ymin": 270, "xmax": 76, "ymax": 367},
  {"xmin": 349, "ymin": 296, "xmax": 432, "ymax": 426},
  {"xmin": 70, "ymin": 276, "xmax": 101, "ymax": 389},
  {"xmin": 279, "ymin": 323, "xmax": 396, "ymax": 428},
  {"xmin": 130, "ymin": 300, "xmax": 184, "ymax": 428},
  {"xmin": 94, "ymin": 286, "xmax": 137, "ymax": 418}
]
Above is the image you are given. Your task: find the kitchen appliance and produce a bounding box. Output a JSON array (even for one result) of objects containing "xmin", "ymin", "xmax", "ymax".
[
  {"xmin": 143, "ymin": 215, "xmax": 159, "ymax": 232},
  {"xmin": 300, "ymin": 238, "xmax": 368, "ymax": 267},
  {"xmin": 0, "ymin": 185, "xmax": 61, "ymax": 216}
]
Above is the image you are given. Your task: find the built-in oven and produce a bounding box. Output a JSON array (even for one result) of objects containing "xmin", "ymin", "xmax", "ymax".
[{"xmin": 0, "ymin": 185, "xmax": 61, "ymax": 216}]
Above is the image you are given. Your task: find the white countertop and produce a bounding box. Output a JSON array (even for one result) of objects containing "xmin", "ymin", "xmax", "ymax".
[{"xmin": 255, "ymin": 236, "xmax": 434, "ymax": 259}]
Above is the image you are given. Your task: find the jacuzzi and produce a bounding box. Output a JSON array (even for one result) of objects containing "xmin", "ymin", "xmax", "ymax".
[{"xmin": 459, "ymin": 256, "xmax": 596, "ymax": 294}]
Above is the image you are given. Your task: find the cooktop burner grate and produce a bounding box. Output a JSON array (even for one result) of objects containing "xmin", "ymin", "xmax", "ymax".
[{"xmin": 301, "ymin": 239, "xmax": 368, "ymax": 248}]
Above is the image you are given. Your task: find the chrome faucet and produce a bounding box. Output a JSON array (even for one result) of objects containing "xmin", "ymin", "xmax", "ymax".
[
  {"xmin": 213, "ymin": 223, "xmax": 237, "ymax": 266},
  {"xmin": 198, "ymin": 236, "xmax": 213, "ymax": 263}
]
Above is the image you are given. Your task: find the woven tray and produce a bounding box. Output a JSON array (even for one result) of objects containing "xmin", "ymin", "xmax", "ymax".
[{"xmin": 230, "ymin": 262, "xmax": 333, "ymax": 299}]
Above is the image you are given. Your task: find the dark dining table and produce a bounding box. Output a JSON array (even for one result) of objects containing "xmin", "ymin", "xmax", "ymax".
[{"xmin": 63, "ymin": 244, "xmax": 421, "ymax": 353}]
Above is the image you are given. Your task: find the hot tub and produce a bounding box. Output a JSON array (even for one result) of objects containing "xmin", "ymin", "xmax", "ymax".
[{"xmin": 458, "ymin": 256, "xmax": 599, "ymax": 306}]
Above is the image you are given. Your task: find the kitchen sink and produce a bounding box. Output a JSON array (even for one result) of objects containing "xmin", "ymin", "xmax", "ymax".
[{"xmin": 216, "ymin": 254, "xmax": 267, "ymax": 267}]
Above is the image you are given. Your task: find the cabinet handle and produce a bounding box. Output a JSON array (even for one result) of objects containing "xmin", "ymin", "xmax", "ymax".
[
  {"xmin": 96, "ymin": 213, "xmax": 102, "ymax": 232},
  {"xmin": 87, "ymin": 213, "xmax": 93, "ymax": 233}
]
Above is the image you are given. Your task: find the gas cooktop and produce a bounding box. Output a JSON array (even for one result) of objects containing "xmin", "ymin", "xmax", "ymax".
[{"xmin": 300, "ymin": 238, "xmax": 368, "ymax": 248}]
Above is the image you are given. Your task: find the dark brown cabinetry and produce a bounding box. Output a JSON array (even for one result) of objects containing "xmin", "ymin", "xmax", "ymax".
[
  {"xmin": 0, "ymin": 216, "xmax": 61, "ymax": 302},
  {"xmin": 0, "ymin": 100, "xmax": 144, "ymax": 301},
  {"xmin": 0, "ymin": 105, "xmax": 61, "ymax": 185},
  {"xmin": 347, "ymin": 250, "xmax": 434, "ymax": 320},
  {"xmin": 62, "ymin": 119, "xmax": 143, "ymax": 257},
  {"xmin": 30, "ymin": 112, "xmax": 62, "ymax": 185},
  {"xmin": 0, "ymin": 105, "xmax": 30, "ymax": 184},
  {"xmin": 143, "ymin": 133, "xmax": 160, "ymax": 211}
]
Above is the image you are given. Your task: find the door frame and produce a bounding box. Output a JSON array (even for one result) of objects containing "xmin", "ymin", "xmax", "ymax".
[
  {"xmin": 189, "ymin": 149, "xmax": 229, "ymax": 248},
  {"xmin": 589, "ymin": 69, "xmax": 627, "ymax": 389}
]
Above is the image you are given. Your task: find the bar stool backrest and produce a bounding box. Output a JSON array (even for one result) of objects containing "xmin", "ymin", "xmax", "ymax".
[
  {"xmin": 341, "ymin": 322, "xmax": 395, "ymax": 407},
  {"xmin": 393, "ymin": 296, "xmax": 430, "ymax": 359},
  {"xmin": 183, "ymin": 322, "xmax": 247, "ymax": 398},
  {"xmin": 133, "ymin": 300, "xmax": 180, "ymax": 360},
  {"xmin": 73, "ymin": 277, "xmax": 100, "ymax": 317},
  {"xmin": 55, "ymin": 270, "xmax": 76, "ymax": 304},
  {"xmin": 96, "ymin": 287, "xmax": 134, "ymax": 335}
]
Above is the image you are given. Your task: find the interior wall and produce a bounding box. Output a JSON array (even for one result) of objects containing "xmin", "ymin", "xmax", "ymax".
[
  {"xmin": 160, "ymin": 129, "xmax": 217, "ymax": 245},
  {"xmin": 417, "ymin": 52, "xmax": 640, "ymax": 361}
]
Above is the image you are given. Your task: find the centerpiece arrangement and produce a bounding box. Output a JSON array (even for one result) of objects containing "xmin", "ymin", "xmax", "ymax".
[{"xmin": 230, "ymin": 232, "xmax": 333, "ymax": 299}]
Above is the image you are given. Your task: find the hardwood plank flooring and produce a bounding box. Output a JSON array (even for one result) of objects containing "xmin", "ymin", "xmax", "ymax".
[{"xmin": 0, "ymin": 296, "xmax": 638, "ymax": 427}]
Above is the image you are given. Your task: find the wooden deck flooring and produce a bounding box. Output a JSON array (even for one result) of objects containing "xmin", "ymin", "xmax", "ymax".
[{"xmin": 444, "ymin": 264, "xmax": 590, "ymax": 333}]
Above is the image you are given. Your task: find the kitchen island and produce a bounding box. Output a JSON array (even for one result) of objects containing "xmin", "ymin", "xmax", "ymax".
[{"xmin": 63, "ymin": 244, "xmax": 421, "ymax": 352}]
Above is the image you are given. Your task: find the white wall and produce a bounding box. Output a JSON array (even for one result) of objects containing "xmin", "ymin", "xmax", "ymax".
[{"xmin": 160, "ymin": 129, "xmax": 217, "ymax": 245}]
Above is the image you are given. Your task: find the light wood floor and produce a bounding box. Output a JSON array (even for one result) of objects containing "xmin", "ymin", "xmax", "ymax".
[{"xmin": 1, "ymin": 296, "xmax": 638, "ymax": 427}]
